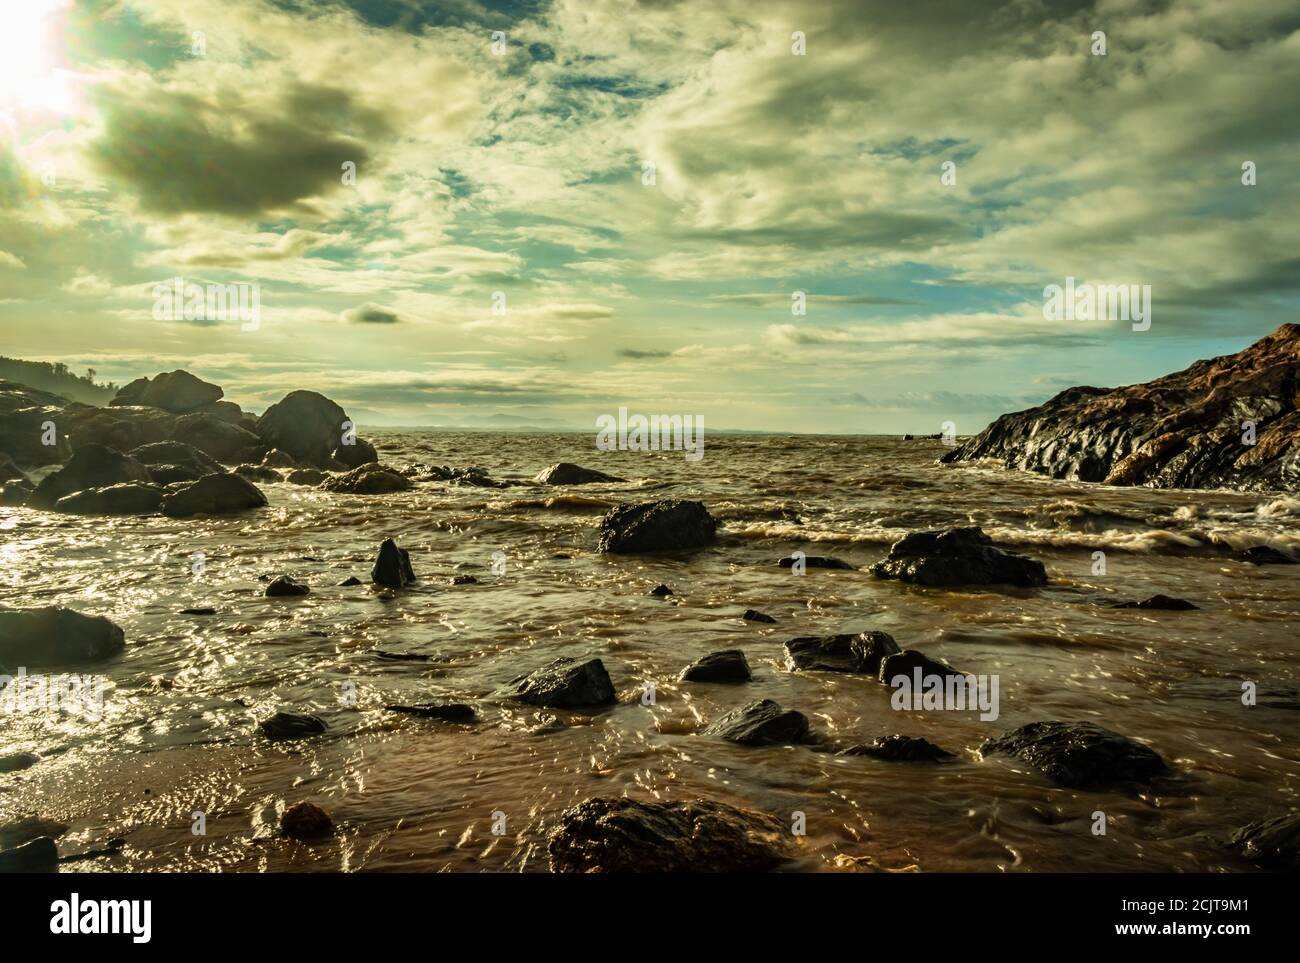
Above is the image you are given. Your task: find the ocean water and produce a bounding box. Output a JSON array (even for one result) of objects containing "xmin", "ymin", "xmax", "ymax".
[{"xmin": 2, "ymin": 432, "xmax": 1299, "ymax": 872}]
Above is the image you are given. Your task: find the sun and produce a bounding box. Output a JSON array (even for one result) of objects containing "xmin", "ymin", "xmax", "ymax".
[{"xmin": 0, "ymin": 0, "xmax": 76, "ymax": 115}]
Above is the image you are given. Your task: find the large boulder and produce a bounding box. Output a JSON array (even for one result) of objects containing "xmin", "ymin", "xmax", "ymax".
[
  {"xmin": 534, "ymin": 463, "xmax": 625, "ymax": 485},
  {"xmin": 371, "ymin": 538, "xmax": 416, "ymax": 587},
  {"xmin": 255, "ymin": 390, "xmax": 353, "ymax": 468},
  {"xmin": 27, "ymin": 444, "xmax": 150, "ymax": 509},
  {"xmin": 598, "ymin": 499, "xmax": 717, "ymax": 554},
  {"xmin": 171, "ymin": 413, "xmax": 264, "ymax": 464},
  {"xmin": 783, "ymin": 632, "xmax": 900, "ymax": 674},
  {"xmin": 701, "ymin": 699, "xmax": 810, "ymax": 746},
  {"xmin": 319, "ymin": 463, "xmax": 411, "ymax": 494},
  {"xmin": 55, "ymin": 483, "xmax": 164, "ymax": 515},
  {"xmin": 512, "ymin": 657, "xmax": 616, "ymax": 708},
  {"xmin": 0, "ymin": 607, "xmax": 125, "ymax": 666},
  {"xmin": 160, "ymin": 472, "xmax": 267, "ymax": 517},
  {"xmin": 332, "ymin": 437, "xmax": 378, "ymax": 470},
  {"xmin": 979, "ymin": 721, "xmax": 1168, "ymax": 789},
  {"xmin": 548, "ymin": 798, "xmax": 792, "ymax": 872},
  {"xmin": 870, "ymin": 526, "xmax": 1047, "ymax": 588},
  {"xmin": 679, "ymin": 649, "xmax": 752, "ymax": 683},
  {"xmin": 111, "ymin": 370, "xmax": 223, "ymax": 413}
]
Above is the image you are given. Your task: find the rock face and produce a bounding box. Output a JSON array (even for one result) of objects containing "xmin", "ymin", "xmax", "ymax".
[
  {"xmin": 0, "ymin": 607, "xmax": 125, "ymax": 667},
  {"xmin": 598, "ymin": 499, "xmax": 718, "ymax": 554},
  {"xmin": 941, "ymin": 323, "xmax": 1300, "ymax": 491},
  {"xmin": 784, "ymin": 632, "xmax": 900, "ymax": 674},
  {"xmin": 27, "ymin": 444, "xmax": 150, "ymax": 509},
  {"xmin": 320, "ymin": 463, "xmax": 411, "ymax": 494},
  {"xmin": 111, "ymin": 370, "xmax": 223, "ymax": 413},
  {"xmin": 1226, "ymin": 812, "xmax": 1300, "ymax": 870},
  {"xmin": 701, "ymin": 699, "xmax": 810, "ymax": 746},
  {"xmin": 980, "ymin": 721, "xmax": 1168, "ymax": 789},
  {"xmin": 838, "ymin": 735, "xmax": 956, "ymax": 762},
  {"xmin": 679, "ymin": 649, "xmax": 752, "ymax": 683},
  {"xmin": 534, "ymin": 463, "xmax": 625, "ymax": 485},
  {"xmin": 55, "ymin": 483, "xmax": 164, "ymax": 515},
  {"xmin": 257, "ymin": 390, "xmax": 366, "ymax": 468},
  {"xmin": 513, "ymin": 657, "xmax": 616, "ymax": 708},
  {"xmin": 371, "ymin": 538, "xmax": 416, "ymax": 588},
  {"xmin": 870, "ymin": 527, "xmax": 1047, "ymax": 588},
  {"xmin": 160, "ymin": 472, "xmax": 267, "ymax": 517},
  {"xmin": 548, "ymin": 797, "xmax": 792, "ymax": 873}
]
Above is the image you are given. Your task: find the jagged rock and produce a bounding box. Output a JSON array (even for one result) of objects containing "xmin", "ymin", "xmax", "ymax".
[
  {"xmin": 171, "ymin": 412, "xmax": 264, "ymax": 464},
  {"xmin": 701, "ymin": 699, "xmax": 810, "ymax": 746},
  {"xmin": 743, "ymin": 609, "xmax": 777, "ymax": 623},
  {"xmin": 319, "ymin": 463, "xmax": 412, "ymax": 494},
  {"xmin": 941, "ymin": 323, "xmax": 1300, "ymax": 491},
  {"xmin": 548, "ymin": 797, "xmax": 792, "ymax": 873},
  {"xmin": 0, "ymin": 752, "xmax": 40, "ymax": 773},
  {"xmin": 332, "ymin": 437, "xmax": 378, "ymax": 469},
  {"xmin": 1239, "ymin": 545, "xmax": 1296, "ymax": 565},
  {"xmin": 265, "ymin": 575, "xmax": 310, "ymax": 597},
  {"xmin": 534, "ymin": 463, "xmax": 625, "ymax": 485},
  {"xmin": 27, "ymin": 443, "xmax": 150, "ymax": 509},
  {"xmin": 287, "ymin": 468, "xmax": 328, "ymax": 486},
  {"xmin": 512, "ymin": 657, "xmax": 616, "ymax": 708},
  {"xmin": 784, "ymin": 632, "xmax": 900, "ymax": 674},
  {"xmin": 281, "ymin": 801, "xmax": 333, "ymax": 839},
  {"xmin": 837, "ymin": 735, "xmax": 956, "ymax": 762},
  {"xmin": 878, "ymin": 649, "xmax": 965, "ymax": 685},
  {"xmin": 384, "ymin": 703, "xmax": 477, "ymax": 722},
  {"xmin": 111, "ymin": 370, "xmax": 223, "ymax": 413},
  {"xmin": 870, "ymin": 526, "xmax": 1047, "ymax": 587},
  {"xmin": 259, "ymin": 711, "xmax": 326, "ymax": 740},
  {"xmin": 777, "ymin": 555, "xmax": 854, "ymax": 570},
  {"xmin": 680, "ymin": 649, "xmax": 752, "ymax": 683},
  {"xmin": 261, "ymin": 448, "xmax": 299, "ymax": 469},
  {"xmin": 0, "ymin": 607, "xmax": 125, "ymax": 667},
  {"xmin": 371, "ymin": 538, "xmax": 416, "ymax": 587},
  {"xmin": 54, "ymin": 483, "xmax": 164, "ymax": 515},
  {"xmin": 0, "ymin": 836, "xmax": 58, "ymax": 872},
  {"xmin": 1111, "ymin": 594, "xmax": 1199, "ymax": 610},
  {"xmin": 598, "ymin": 499, "xmax": 717, "ymax": 554},
  {"xmin": 160, "ymin": 472, "xmax": 267, "ymax": 517},
  {"xmin": 255, "ymin": 390, "xmax": 352, "ymax": 468},
  {"xmin": 234, "ymin": 464, "xmax": 283, "ymax": 483},
  {"xmin": 1226, "ymin": 812, "xmax": 1300, "ymax": 870},
  {"xmin": 979, "ymin": 720, "xmax": 1168, "ymax": 789},
  {"xmin": 130, "ymin": 440, "xmax": 223, "ymax": 484}
]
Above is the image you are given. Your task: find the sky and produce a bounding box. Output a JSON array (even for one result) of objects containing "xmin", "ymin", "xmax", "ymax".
[{"xmin": 0, "ymin": 0, "xmax": 1297, "ymax": 431}]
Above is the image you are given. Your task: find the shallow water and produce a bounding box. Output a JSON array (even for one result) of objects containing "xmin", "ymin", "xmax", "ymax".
[{"xmin": 2, "ymin": 432, "xmax": 1299, "ymax": 872}]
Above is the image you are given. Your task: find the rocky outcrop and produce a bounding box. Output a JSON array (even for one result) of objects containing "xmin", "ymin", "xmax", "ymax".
[
  {"xmin": 319, "ymin": 463, "xmax": 411, "ymax": 494},
  {"xmin": 55, "ymin": 483, "xmax": 164, "ymax": 515},
  {"xmin": 27, "ymin": 444, "xmax": 150, "ymax": 509},
  {"xmin": 1226, "ymin": 812, "xmax": 1300, "ymax": 871},
  {"xmin": 160, "ymin": 472, "xmax": 267, "ymax": 518},
  {"xmin": 783, "ymin": 632, "xmax": 900, "ymax": 674},
  {"xmin": 534, "ymin": 463, "xmax": 625, "ymax": 485},
  {"xmin": 512, "ymin": 657, "xmax": 616, "ymax": 708},
  {"xmin": 256, "ymin": 390, "xmax": 372, "ymax": 468},
  {"xmin": 371, "ymin": 538, "xmax": 416, "ymax": 588},
  {"xmin": 171, "ymin": 412, "xmax": 264, "ymax": 464},
  {"xmin": 941, "ymin": 323, "xmax": 1300, "ymax": 491},
  {"xmin": 598, "ymin": 499, "xmax": 717, "ymax": 553},
  {"xmin": 870, "ymin": 526, "xmax": 1047, "ymax": 588},
  {"xmin": 548, "ymin": 797, "xmax": 792, "ymax": 872},
  {"xmin": 979, "ymin": 720, "xmax": 1168, "ymax": 789},
  {"xmin": 0, "ymin": 607, "xmax": 125, "ymax": 667},
  {"xmin": 701, "ymin": 699, "xmax": 810, "ymax": 746},
  {"xmin": 61, "ymin": 403, "xmax": 175, "ymax": 453},
  {"xmin": 0, "ymin": 380, "xmax": 71, "ymax": 467},
  {"xmin": 679, "ymin": 649, "xmax": 752, "ymax": 683},
  {"xmin": 111, "ymin": 370, "xmax": 222, "ymax": 413}
]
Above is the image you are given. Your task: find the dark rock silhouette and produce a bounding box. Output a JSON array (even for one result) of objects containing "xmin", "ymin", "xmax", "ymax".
[
  {"xmin": 838, "ymin": 735, "xmax": 956, "ymax": 762},
  {"xmin": 371, "ymin": 538, "xmax": 416, "ymax": 587},
  {"xmin": 598, "ymin": 499, "xmax": 717, "ymax": 553},
  {"xmin": 28, "ymin": 443, "xmax": 150, "ymax": 509},
  {"xmin": 160, "ymin": 472, "xmax": 267, "ymax": 517},
  {"xmin": 679, "ymin": 649, "xmax": 752, "ymax": 683},
  {"xmin": 1111, "ymin": 594, "xmax": 1199, "ymax": 610},
  {"xmin": 281, "ymin": 801, "xmax": 334, "ymax": 839},
  {"xmin": 0, "ymin": 607, "xmax": 125, "ymax": 666},
  {"xmin": 512, "ymin": 657, "xmax": 616, "ymax": 708},
  {"xmin": 1226, "ymin": 812, "xmax": 1300, "ymax": 870},
  {"xmin": 777, "ymin": 555, "xmax": 854, "ymax": 570},
  {"xmin": 259, "ymin": 711, "xmax": 326, "ymax": 740},
  {"xmin": 980, "ymin": 720, "xmax": 1168, "ymax": 789},
  {"xmin": 111, "ymin": 370, "xmax": 223, "ymax": 413},
  {"xmin": 265, "ymin": 575, "xmax": 310, "ymax": 597},
  {"xmin": 701, "ymin": 699, "xmax": 810, "ymax": 746},
  {"xmin": 55, "ymin": 483, "xmax": 164, "ymax": 515},
  {"xmin": 320, "ymin": 463, "xmax": 411, "ymax": 494},
  {"xmin": 534, "ymin": 463, "xmax": 625, "ymax": 485},
  {"xmin": 784, "ymin": 631, "xmax": 900, "ymax": 674},
  {"xmin": 256, "ymin": 390, "xmax": 375, "ymax": 469},
  {"xmin": 870, "ymin": 526, "xmax": 1047, "ymax": 587}
]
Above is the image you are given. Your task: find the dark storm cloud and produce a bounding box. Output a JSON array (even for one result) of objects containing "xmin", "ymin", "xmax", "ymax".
[{"xmin": 343, "ymin": 303, "xmax": 402, "ymax": 324}]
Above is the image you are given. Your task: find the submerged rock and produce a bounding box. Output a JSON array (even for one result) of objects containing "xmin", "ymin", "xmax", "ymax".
[
  {"xmin": 235, "ymin": 464, "xmax": 283, "ymax": 483},
  {"xmin": 777, "ymin": 555, "xmax": 854, "ymax": 570},
  {"xmin": 870, "ymin": 526, "xmax": 1047, "ymax": 587},
  {"xmin": 320, "ymin": 463, "xmax": 412, "ymax": 494},
  {"xmin": 27, "ymin": 443, "xmax": 150, "ymax": 509},
  {"xmin": 111, "ymin": 370, "xmax": 223, "ymax": 413},
  {"xmin": 1239, "ymin": 545, "xmax": 1297, "ymax": 565},
  {"xmin": 1226, "ymin": 812, "xmax": 1300, "ymax": 870},
  {"xmin": 371, "ymin": 538, "xmax": 416, "ymax": 588},
  {"xmin": 160, "ymin": 472, "xmax": 267, "ymax": 517},
  {"xmin": 338, "ymin": 576, "xmax": 363, "ymax": 586},
  {"xmin": 265, "ymin": 575, "xmax": 310, "ymax": 597},
  {"xmin": 280, "ymin": 801, "xmax": 334, "ymax": 839},
  {"xmin": 598, "ymin": 499, "xmax": 717, "ymax": 554},
  {"xmin": 701, "ymin": 699, "xmax": 810, "ymax": 746},
  {"xmin": 384, "ymin": 703, "xmax": 478, "ymax": 722},
  {"xmin": 784, "ymin": 631, "xmax": 900, "ymax": 675},
  {"xmin": 54, "ymin": 482, "xmax": 164, "ymax": 515},
  {"xmin": 979, "ymin": 720, "xmax": 1168, "ymax": 789},
  {"xmin": 0, "ymin": 479, "xmax": 32, "ymax": 506},
  {"xmin": 648, "ymin": 584, "xmax": 674, "ymax": 597},
  {"xmin": 0, "ymin": 836, "xmax": 59, "ymax": 872},
  {"xmin": 1111, "ymin": 594, "xmax": 1199, "ymax": 610},
  {"xmin": 742, "ymin": 609, "xmax": 777, "ymax": 623},
  {"xmin": 0, "ymin": 607, "xmax": 125, "ymax": 667},
  {"xmin": 0, "ymin": 752, "xmax": 40, "ymax": 773},
  {"xmin": 837, "ymin": 735, "xmax": 956, "ymax": 762},
  {"xmin": 259, "ymin": 711, "xmax": 326, "ymax": 740},
  {"xmin": 548, "ymin": 797, "xmax": 792, "ymax": 873},
  {"xmin": 679, "ymin": 649, "xmax": 752, "ymax": 683},
  {"xmin": 878, "ymin": 649, "xmax": 966, "ymax": 685},
  {"xmin": 287, "ymin": 468, "xmax": 328, "ymax": 486},
  {"xmin": 534, "ymin": 463, "xmax": 625, "ymax": 485},
  {"xmin": 261, "ymin": 448, "xmax": 299, "ymax": 469},
  {"xmin": 513, "ymin": 657, "xmax": 616, "ymax": 708}
]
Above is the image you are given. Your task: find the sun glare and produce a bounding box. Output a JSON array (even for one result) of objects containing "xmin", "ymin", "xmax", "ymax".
[{"xmin": 0, "ymin": 0, "xmax": 76, "ymax": 115}]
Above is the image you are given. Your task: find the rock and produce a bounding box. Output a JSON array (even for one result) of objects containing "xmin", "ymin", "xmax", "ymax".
[
  {"xmin": 0, "ymin": 752, "xmax": 40, "ymax": 773},
  {"xmin": 548, "ymin": 797, "xmax": 792, "ymax": 873},
  {"xmin": 0, "ymin": 816, "xmax": 68, "ymax": 850},
  {"xmin": 0, "ymin": 452, "xmax": 25, "ymax": 481},
  {"xmin": 979, "ymin": 720, "xmax": 1168, "ymax": 789},
  {"xmin": 259, "ymin": 711, "xmax": 326, "ymax": 740},
  {"xmin": 338, "ymin": 576, "xmax": 362, "ymax": 586},
  {"xmin": 878, "ymin": 649, "xmax": 965, "ymax": 685},
  {"xmin": 1226, "ymin": 812, "xmax": 1300, "ymax": 870},
  {"xmin": 255, "ymin": 390, "xmax": 351, "ymax": 468},
  {"xmin": 180, "ymin": 607, "xmax": 217, "ymax": 615},
  {"xmin": 450, "ymin": 574, "xmax": 478, "ymax": 585},
  {"xmin": 1239, "ymin": 545, "xmax": 1297, "ymax": 565},
  {"xmin": 598, "ymin": 499, "xmax": 717, "ymax": 554},
  {"xmin": 0, "ymin": 836, "xmax": 58, "ymax": 872},
  {"xmin": 513, "ymin": 657, "xmax": 616, "ymax": 708},
  {"xmin": 171, "ymin": 412, "xmax": 264, "ymax": 464},
  {"xmin": 234, "ymin": 464, "xmax": 283, "ymax": 483},
  {"xmin": 384, "ymin": 703, "xmax": 478, "ymax": 722},
  {"xmin": 371, "ymin": 538, "xmax": 416, "ymax": 588},
  {"xmin": 319, "ymin": 463, "xmax": 412, "ymax": 494},
  {"xmin": 265, "ymin": 575, "xmax": 310, "ymax": 597},
  {"xmin": 742, "ymin": 609, "xmax": 776, "ymax": 623},
  {"xmin": 61, "ymin": 403, "xmax": 176, "ymax": 454},
  {"xmin": 130, "ymin": 440, "xmax": 224, "ymax": 484},
  {"xmin": 648, "ymin": 584, "xmax": 674, "ymax": 597},
  {"xmin": 421, "ymin": 464, "xmax": 507, "ymax": 488},
  {"xmin": 701, "ymin": 699, "xmax": 810, "ymax": 746},
  {"xmin": 0, "ymin": 607, "xmax": 125, "ymax": 667},
  {"xmin": 870, "ymin": 526, "xmax": 1047, "ymax": 587},
  {"xmin": 261, "ymin": 448, "xmax": 299, "ymax": 469},
  {"xmin": 534, "ymin": 463, "xmax": 625, "ymax": 485},
  {"xmin": 784, "ymin": 632, "xmax": 901, "ymax": 674},
  {"xmin": 1, "ymin": 479, "xmax": 33, "ymax": 506},
  {"xmin": 160, "ymin": 472, "xmax": 267, "ymax": 517},
  {"xmin": 679, "ymin": 649, "xmax": 751, "ymax": 683},
  {"xmin": 1111, "ymin": 594, "xmax": 1199, "ymax": 610},
  {"xmin": 27, "ymin": 443, "xmax": 150, "ymax": 509},
  {"xmin": 837, "ymin": 735, "xmax": 956, "ymax": 762},
  {"xmin": 287, "ymin": 468, "xmax": 328, "ymax": 486},
  {"xmin": 778, "ymin": 555, "xmax": 854, "ymax": 570},
  {"xmin": 280, "ymin": 801, "xmax": 333, "ymax": 839},
  {"xmin": 941, "ymin": 323, "xmax": 1300, "ymax": 492},
  {"xmin": 0, "ymin": 380, "xmax": 72, "ymax": 466},
  {"xmin": 53, "ymin": 482, "xmax": 164, "ymax": 515},
  {"xmin": 111, "ymin": 370, "xmax": 223, "ymax": 413},
  {"xmin": 332, "ymin": 437, "xmax": 378, "ymax": 469}
]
